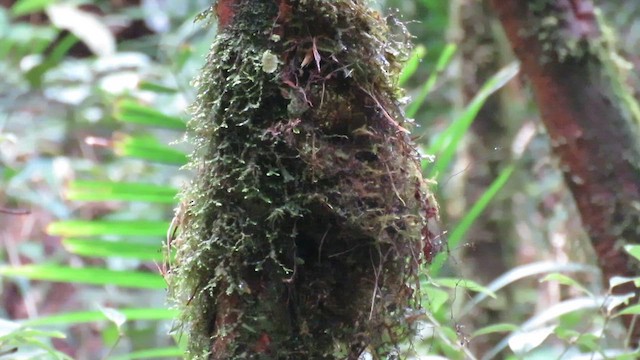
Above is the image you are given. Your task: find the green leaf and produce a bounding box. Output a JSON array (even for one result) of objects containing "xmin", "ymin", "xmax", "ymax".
[
  {"xmin": 23, "ymin": 308, "xmax": 178, "ymax": 327},
  {"xmin": 540, "ymin": 273, "xmax": 591, "ymax": 295},
  {"xmin": 23, "ymin": 308, "xmax": 179, "ymax": 326},
  {"xmin": 471, "ymin": 323, "xmax": 518, "ymax": 339},
  {"xmin": 427, "ymin": 62, "xmax": 520, "ymax": 178},
  {"xmin": 114, "ymin": 100, "xmax": 186, "ymax": 130},
  {"xmin": 66, "ymin": 181, "xmax": 178, "ymax": 203},
  {"xmin": 399, "ymin": 45, "xmax": 426, "ymax": 86},
  {"xmin": 47, "ymin": 220, "xmax": 169, "ymax": 238},
  {"xmin": 11, "ymin": 0, "xmax": 56, "ymax": 17},
  {"xmin": 0, "ymin": 265, "xmax": 165, "ymax": 289},
  {"xmin": 430, "ymin": 164, "xmax": 515, "ymax": 275},
  {"xmin": 109, "ymin": 347, "xmax": 184, "ymax": 360},
  {"xmin": 114, "ymin": 135, "xmax": 188, "ymax": 165},
  {"xmin": 62, "ymin": 238, "xmax": 163, "ymax": 261},
  {"xmin": 406, "ymin": 43, "xmax": 457, "ymax": 118},
  {"xmin": 24, "ymin": 32, "xmax": 78, "ymax": 87},
  {"xmin": 421, "ymin": 285, "xmax": 449, "ymax": 313},
  {"xmin": 616, "ymin": 303, "xmax": 640, "ymax": 316},
  {"xmin": 138, "ymin": 81, "xmax": 178, "ymax": 94},
  {"xmin": 433, "ymin": 277, "xmax": 496, "ymax": 298}
]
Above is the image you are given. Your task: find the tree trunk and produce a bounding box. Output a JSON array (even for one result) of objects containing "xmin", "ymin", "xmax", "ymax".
[
  {"xmin": 490, "ymin": 0, "xmax": 640, "ymax": 341},
  {"xmin": 169, "ymin": 1, "xmax": 438, "ymax": 359}
]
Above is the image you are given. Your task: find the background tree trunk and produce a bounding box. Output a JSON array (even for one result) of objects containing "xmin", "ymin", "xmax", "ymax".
[{"xmin": 490, "ymin": 0, "xmax": 640, "ymax": 341}]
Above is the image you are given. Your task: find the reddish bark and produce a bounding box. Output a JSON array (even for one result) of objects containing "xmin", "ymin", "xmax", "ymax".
[
  {"xmin": 490, "ymin": 0, "xmax": 640, "ymax": 341},
  {"xmin": 215, "ymin": 0, "xmax": 238, "ymax": 29}
]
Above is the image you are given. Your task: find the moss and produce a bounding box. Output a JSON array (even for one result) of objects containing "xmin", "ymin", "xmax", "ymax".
[{"xmin": 169, "ymin": 1, "xmax": 438, "ymax": 358}]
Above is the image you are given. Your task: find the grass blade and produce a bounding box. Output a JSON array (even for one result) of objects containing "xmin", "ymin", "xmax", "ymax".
[
  {"xmin": 426, "ymin": 62, "xmax": 520, "ymax": 178},
  {"xmin": 429, "ymin": 164, "xmax": 515, "ymax": 274},
  {"xmin": 399, "ymin": 45, "xmax": 427, "ymax": 86},
  {"xmin": 405, "ymin": 43, "xmax": 457, "ymax": 119}
]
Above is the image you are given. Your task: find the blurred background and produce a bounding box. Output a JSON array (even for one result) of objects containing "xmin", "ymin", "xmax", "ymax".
[{"xmin": 1, "ymin": 0, "xmax": 639, "ymax": 359}]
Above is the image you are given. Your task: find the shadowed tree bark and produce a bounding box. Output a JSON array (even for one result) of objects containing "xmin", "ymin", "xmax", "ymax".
[
  {"xmin": 169, "ymin": 1, "xmax": 438, "ymax": 359},
  {"xmin": 490, "ymin": 0, "xmax": 640, "ymax": 341}
]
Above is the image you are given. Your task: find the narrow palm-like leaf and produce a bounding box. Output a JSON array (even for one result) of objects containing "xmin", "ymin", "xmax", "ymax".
[
  {"xmin": 66, "ymin": 181, "xmax": 177, "ymax": 203},
  {"xmin": 137, "ymin": 81, "xmax": 178, "ymax": 94},
  {"xmin": 62, "ymin": 238, "xmax": 164, "ymax": 261},
  {"xmin": 23, "ymin": 308, "xmax": 178, "ymax": 327},
  {"xmin": 114, "ymin": 100, "xmax": 186, "ymax": 130},
  {"xmin": 0, "ymin": 265, "xmax": 165, "ymax": 289},
  {"xmin": 47, "ymin": 220, "xmax": 169, "ymax": 238},
  {"xmin": 114, "ymin": 135, "xmax": 187, "ymax": 165}
]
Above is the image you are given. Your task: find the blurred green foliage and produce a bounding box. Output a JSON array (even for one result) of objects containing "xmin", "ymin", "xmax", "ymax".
[{"xmin": 1, "ymin": 1, "xmax": 640, "ymax": 359}]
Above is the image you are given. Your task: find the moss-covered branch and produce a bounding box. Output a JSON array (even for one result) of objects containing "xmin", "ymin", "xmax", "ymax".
[{"xmin": 169, "ymin": 1, "xmax": 438, "ymax": 358}]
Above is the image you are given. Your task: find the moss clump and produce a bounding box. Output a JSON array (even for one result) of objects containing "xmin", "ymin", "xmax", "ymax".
[{"xmin": 169, "ymin": 1, "xmax": 438, "ymax": 358}]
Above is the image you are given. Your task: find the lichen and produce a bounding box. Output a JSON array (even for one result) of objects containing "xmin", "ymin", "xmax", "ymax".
[{"xmin": 168, "ymin": 1, "xmax": 438, "ymax": 359}]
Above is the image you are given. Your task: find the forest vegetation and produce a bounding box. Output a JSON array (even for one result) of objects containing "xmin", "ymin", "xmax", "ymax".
[{"xmin": 0, "ymin": 0, "xmax": 639, "ymax": 359}]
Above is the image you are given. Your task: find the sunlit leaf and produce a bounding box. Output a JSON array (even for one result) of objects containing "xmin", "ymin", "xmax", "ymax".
[
  {"xmin": 48, "ymin": 220, "xmax": 169, "ymax": 238},
  {"xmin": 46, "ymin": 4, "xmax": 115, "ymax": 57},
  {"xmin": 23, "ymin": 308, "xmax": 177, "ymax": 327},
  {"xmin": 66, "ymin": 181, "xmax": 177, "ymax": 203},
  {"xmin": 0, "ymin": 265, "xmax": 165, "ymax": 289},
  {"xmin": 508, "ymin": 325, "xmax": 556, "ymax": 354},
  {"xmin": 114, "ymin": 99, "xmax": 186, "ymax": 130}
]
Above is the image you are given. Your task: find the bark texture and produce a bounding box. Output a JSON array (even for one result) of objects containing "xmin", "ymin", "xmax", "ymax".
[
  {"xmin": 169, "ymin": 1, "xmax": 438, "ymax": 359},
  {"xmin": 490, "ymin": 0, "xmax": 640, "ymax": 339}
]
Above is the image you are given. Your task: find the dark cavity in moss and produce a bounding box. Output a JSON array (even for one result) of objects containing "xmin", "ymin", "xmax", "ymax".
[{"xmin": 169, "ymin": 1, "xmax": 439, "ymax": 359}]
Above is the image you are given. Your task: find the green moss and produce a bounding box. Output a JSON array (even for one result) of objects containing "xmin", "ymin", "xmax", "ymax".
[{"xmin": 169, "ymin": 1, "xmax": 437, "ymax": 358}]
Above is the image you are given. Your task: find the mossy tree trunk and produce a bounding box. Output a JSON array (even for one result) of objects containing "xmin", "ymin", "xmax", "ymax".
[
  {"xmin": 169, "ymin": 1, "xmax": 438, "ymax": 359},
  {"xmin": 490, "ymin": 0, "xmax": 640, "ymax": 341}
]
